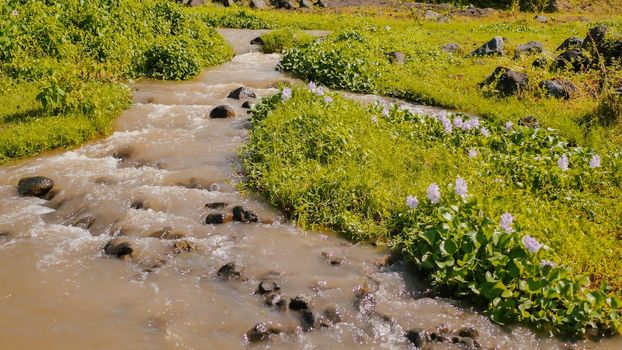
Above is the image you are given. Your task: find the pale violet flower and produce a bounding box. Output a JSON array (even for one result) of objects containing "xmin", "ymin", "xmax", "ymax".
[
  {"xmin": 315, "ymin": 86, "xmax": 324, "ymax": 96},
  {"xmin": 437, "ymin": 113, "xmax": 452, "ymax": 133},
  {"xmin": 557, "ymin": 154, "xmax": 569, "ymax": 171},
  {"xmin": 468, "ymin": 149, "xmax": 478, "ymax": 159},
  {"xmin": 540, "ymin": 260, "xmax": 556, "ymax": 268},
  {"xmin": 462, "ymin": 117, "xmax": 480, "ymax": 131},
  {"xmin": 453, "ymin": 116, "xmax": 463, "ymax": 128},
  {"xmin": 589, "ymin": 154, "xmax": 601, "ymax": 169},
  {"xmin": 371, "ymin": 116, "xmax": 378, "ymax": 124},
  {"xmin": 324, "ymin": 96, "xmax": 333, "ymax": 103},
  {"xmin": 500, "ymin": 212, "xmax": 513, "ymax": 233},
  {"xmin": 427, "ymin": 183, "xmax": 441, "ymax": 204},
  {"xmin": 454, "ymin": 176, "xmax": 468, "ymax": 199},
  {"xmin": 281, "ymin": 87, "xmax": 292, "ymax": 101},
  {"xmin": 406, "ymin": 195, "xmax": 419, "ymax": 209},
  {"xmin": 480, "ymin": 127, "xmax": 490, "ymax": 137},
  {"xmin": 11, "ymin": 10, "xmax": 18, "ymax": 16},
  {"xmin": 505, "ymin": 121, "xmax": 513, "ymax": 132},
  {"xmin": 436, "ymin": 110, "xmax": 447, "ymax": 121},
  {"xmin": 382, "ymin": 106, "xmax": 390, "ymax": 117},
  {"xmin": 308, "ymin": 81, "xmax": 316, "ymax": 92},
  {"xmin": 522, "ymin": 235, "xmax": 542, "ymax": 253}
]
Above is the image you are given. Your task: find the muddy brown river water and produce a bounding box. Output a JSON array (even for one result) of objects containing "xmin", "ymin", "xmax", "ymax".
[{"xmin": 0, "ymin": 29, "xmax": 620, "ymax": 350}]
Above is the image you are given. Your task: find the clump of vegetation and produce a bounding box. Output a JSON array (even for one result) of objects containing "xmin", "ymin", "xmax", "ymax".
[
  {"xmin": 260, "ymin": 29, "xmax": 315, "ymax": 54},
  {"xmin": 243, "ymin": 86, "xmax": 622, "ymax": 336},
  {"xmin": 0, "ymin": 0, "xmax": 233, "ymax": 164}
]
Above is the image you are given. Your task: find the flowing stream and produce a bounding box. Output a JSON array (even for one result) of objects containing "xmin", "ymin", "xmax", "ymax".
[{"xmin": 0, "ymin": 29, "xmax": 620, "ymax": 350}]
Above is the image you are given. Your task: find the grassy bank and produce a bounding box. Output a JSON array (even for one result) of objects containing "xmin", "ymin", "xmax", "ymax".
[
  {"xmin": 0, "ymin": 0, "xmax": 233, "ymax": 165},
  {"xmin": 243, "ymin": 85, "xmax": 622, "ymax": 337}
]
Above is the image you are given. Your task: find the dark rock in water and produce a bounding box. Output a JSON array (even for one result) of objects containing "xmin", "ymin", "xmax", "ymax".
[
  {"xmin": 519, "ymin": 116, "xmax": 539, "ymax": 128},
  {"xmin": 299, "ymin": 310, "xmax": 328, "ymax": 331},
  {"xmin": 104, "ymin": 239, "xmax": 133, "ymax": 258},
  {"xmin": 232, "ymin": 206, "xmax": 259, "ymax": 223},
  {"xmin": 205, "ymin": 213, "xmax": 230, "ymax": 225},
  {"xmin": 245, "ymin": 322, "xmax": 282, "ymax": 343},
  {"xmin": 441, "ymin": 43, "xmax": 460, "ymax": 53},
  {"xmin": 299, "ymin": 0, "xmax": 313, "ymax": 8},
  {"xmin": 130, "ymin": 200, "xmax": 148, "ymax": 210},
  {"xmin": 514, "ymin": 41, "xmax": 544, "ymax": 58},
  {"xmin": 250, "ymin": 0, "xmax": 268, "ymax": 9},
  {"xmin": 289, "ymin": 294, "xmax": 312, "ymax": 311},
  {"xmin": 405, "ymin": 328, "xmax": 430, "ymax": 348},
  {"xmin": 241, "ymin": 101, "xmax": 254, "ymax": 109},
  {"xmin": 257, "ymin": 279, "xmax": 281, "ymax": 295},
  {"xmin": 481, "ymin": 67, "xmax": 528, "ymax": 96},
  {"xmin": 205, "ymin": 202, "xmax": 228, "ymax": 209},
  {"xmin": 264, "ymin": 291, "xmax": 289, "ymax": 311},
  {"xmin": 535, "ymin": 15, "xmax": 548, "ymax": 23},
  {"xmin": 172, "ymin": 240, "xmax": 195, "ymax": 254},
  {"xmin": 556, "ymin": 36, "xmax": 583, "ymax": 51},
  {"xmin": 470, "ymin": 36, "xmax": 504, "ymax": 56},
  {"xmin": 227, "ymin": 87, "xmax": 256, "ymax": 100},
  {"xmin": 553, "ymin": 49, "xmax": 589, "ymax": 72},
  {"xmin": 250, "ymin": 36, "xmax": 264, "ymax": 45},
  {"xmin": 112, "ymin": 146, "xmax": 134, "ymax": 161},
  {"xmin": 354, "ymin": 287, "xmax": 376, "ymax": 314},
  {"xmin": 453, "ymin": 336, "xmax": 481, "ymax": 349},
  {"xmin": 458, "ymin": 326, "xmax": 480, "ymax": 339},
  {"xmin": 320, "ymin": 251, "xmax": 345, "ymax": 265},
  {"xmin": 17, "ymin": 176, "xmax": 54, "ymax": 198},
  {"xmin": 374, "ymin": 252, "xmax": 400, "ymax": 268},
  {"xmin": 532, "ymin": 57, "xmax": 548, "ymax": 68},
  {"xmin": 209, "ymin": 105, "xmax": 235, "ymax": 119},
  {"xmin": 430, "ymin": 331, "xmax": 449, "ymax": 343},
  {"xmin": 217, "ymin": 262, "xmax": 243, "ymax": 280},
  {"xmin": 539, "ymin": 78, "xmax": 578, "ymax": 99},
  {"xmin": 388, "ymin": 51, "xmax": 405, "ymax": 65},
  {"xmin": 149, "ymin": 227, "xmax": 186, "ymax": 240},
  {"xmin": 324, "ymin": 306, "xmax": 343, "ymax": 324},
  {"xmin": 72, "ymin": 215, "xmax": 95, "ymax": 230}
]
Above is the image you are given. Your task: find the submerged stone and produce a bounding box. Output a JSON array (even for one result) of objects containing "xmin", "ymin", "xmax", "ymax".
[{"xmin": 17, "ymin": 176, "xmax": 54, "ymax": 198}]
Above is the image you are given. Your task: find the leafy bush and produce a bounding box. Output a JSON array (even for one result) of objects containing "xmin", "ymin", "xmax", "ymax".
[
  {"xmin": 243, "ymin": 86, "xmax": 622, "ymax": 336},
  {"xmin": 142, "ymin": 40, "xmax": 200, "ymax": 80},
  {"xmin": 260, "ymin": 29, "xmax": 315, "ymax": 54}
]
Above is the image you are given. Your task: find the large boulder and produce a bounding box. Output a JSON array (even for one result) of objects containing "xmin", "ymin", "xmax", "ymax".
[
  {"xmin": 271, "ymin": 0, "xmax": 297, "ymax": 9},
  {"xmin": 299, "ymin": 0, "xmax": 313, "ymax": 8},
  {"xmin": 514, "ymin": 41, "xmax": 544, "ymax": 59},
  {"xmin": 209, "ymin": 105, "xmax": 235, "ymax": 119},
  {"xmin": 250, "ymin": 0, "xmax": 268, "ymax": 9},
  {"xmin": 470, "ymin": 36, "xmax": 504, "ymax": 57},
  {"xmin": 227, "ymin": 87, "xmax": 256, "ymax": 100},
  {"xmin": 388, "ymin": 51, "xmax": 405, "ymax": 65},
  {"xmin": 245, "ymin": 322, "xmax": 282, "ymax": 343},
  {"xmin": 217, "ymin": 262, "xmax": 243, "ymax": 280},
  {"xmin": 583, "ymin": 24, "xmax": 609, "ymax": 50},
  {"xmin": 539, "ymin": 79, "xmax": 578, "ymax": 99},
  {"xmin": 17, "ymin": 176, "xmax": 54, "ymax": 198},
  {"xmin": 104, "ymin": 239, "xmax": 133, "ymax": 259},
  {"xmin": 425, "ymin": 10, "xmax": 442, "ymax": 20},
  {"xmin": 481, "ymin": 67, "xmax": 528, "ymax": 96},
  {"xmin": 553, "ymin": 49, "xmax": 589, "ymax": 72},
  {"xmin": 556, "ymin": 36, "xmax": 583, "ymax": 51}
]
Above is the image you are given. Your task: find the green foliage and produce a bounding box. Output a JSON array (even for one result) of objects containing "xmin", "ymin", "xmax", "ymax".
[
  {"xmin": 0, "ymin": 0, "xmax": 233, "ymax": 163},
  {"xmin": 243, "ymin": 87, "xmax": 622, "ymax": 336},
  {"xmin": 260, "ymin": 29, "xmax": 315, "ymax": 54}
]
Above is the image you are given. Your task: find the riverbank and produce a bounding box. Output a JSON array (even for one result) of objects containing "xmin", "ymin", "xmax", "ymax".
[{"xmin": 0, "ymin": 0, "xmax": 233, "ymax": 165}]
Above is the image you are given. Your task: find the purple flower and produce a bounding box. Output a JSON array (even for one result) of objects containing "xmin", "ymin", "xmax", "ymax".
[
  {"xmin": 308, "ymin": 81, "xmax": 316, "ymax": 92},
  {"xmin": 453, "ymin": 116, "xmax": 463, "ymax": 128},
  {"xmin": 436, "ymin": 111, "xmax": 447, "ymax": 120},
  {"xmin": 11, "ymin": 10, "xmax": 18, "ymax": 16},
  {"xmin": 437, "ymin": 113, "xmax": 452, "ymax": 133},
  {"xmin": 540, "ymin": 260, "xmax": 556, "ymax": 268},
  {"xmin": 558, "ymin": 154, "xmax": 569, "ymax": 171},
  {"xmin": 324, "ymin": 96, "xmax": 333, "ymax": 103},
  {"xmin": 371, "ymin": 116, "xmax": 378, "ymax": 124},
  {"xmin": 589, "ymin": 154, "xmax": 601, "ymax": 169},
  {"xmin": 454, "ymin": 176, "xmax": 468, "ymax": 199},
  {"xmin": 468, "ymin": 149, "xmax": 478, "ymax": 159},
  {"xmin": 505, "ymin": 121, "xmax": 513, "ymax": 132},
  {"xmin": 382, "ymin": 106, "xmax": 390, "ymax": 117},
  {"xmin": 427, "ymin": 183, "xmax": 441, "ymax": 204},
  {"xmin": 406, "ymin": 195, "xmax": 419, "ymax": 209},
  {"xmin": 500, "ymin": 212, "xmax": 513, "ymax": 233},
  {"xmin": 315, "ymin": 86, "xmax": 324, "ymax": 96},
  {"xmin": 522, "ymin": 235, "xmax": 542, "ymax": 253},
  {"xmin": 480, "ymin": 127, "xmax": 490, "ymax": 137},
  {"xmin": 281, "ymin": 87, "xmax": 292, "ymax": 101},
  {"xmin": 461, "ymin": 117, "xmax": 480, "ymax": 131}
]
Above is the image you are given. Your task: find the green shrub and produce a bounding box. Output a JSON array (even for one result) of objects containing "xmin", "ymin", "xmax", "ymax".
[
  {"xmin": 261, "ymin": 29, "xmax": 315, "ymax": 54},
  {"xmin": 142, "ymin": 40, "xmax": 200, "ymax": 80}
]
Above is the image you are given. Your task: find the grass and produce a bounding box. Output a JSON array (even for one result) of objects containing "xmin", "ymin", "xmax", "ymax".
[
  {"xmin": 0, "ymin": 0, "xmax": 233, "ymax": 165},
  {"xmin": 243, "ymin": 86, "xmax": 622, "ymax": 336}
]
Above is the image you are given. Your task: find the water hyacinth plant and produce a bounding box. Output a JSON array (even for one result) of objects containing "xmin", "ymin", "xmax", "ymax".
[{"xmin": 243, "ymin": 86, "xmax": 622, "ymax": 337}]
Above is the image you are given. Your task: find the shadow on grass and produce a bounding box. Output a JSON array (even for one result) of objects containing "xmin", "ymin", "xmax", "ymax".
[{"xmin": 1, "ymin": 107, "xmax": 48, "ymax": 125}]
